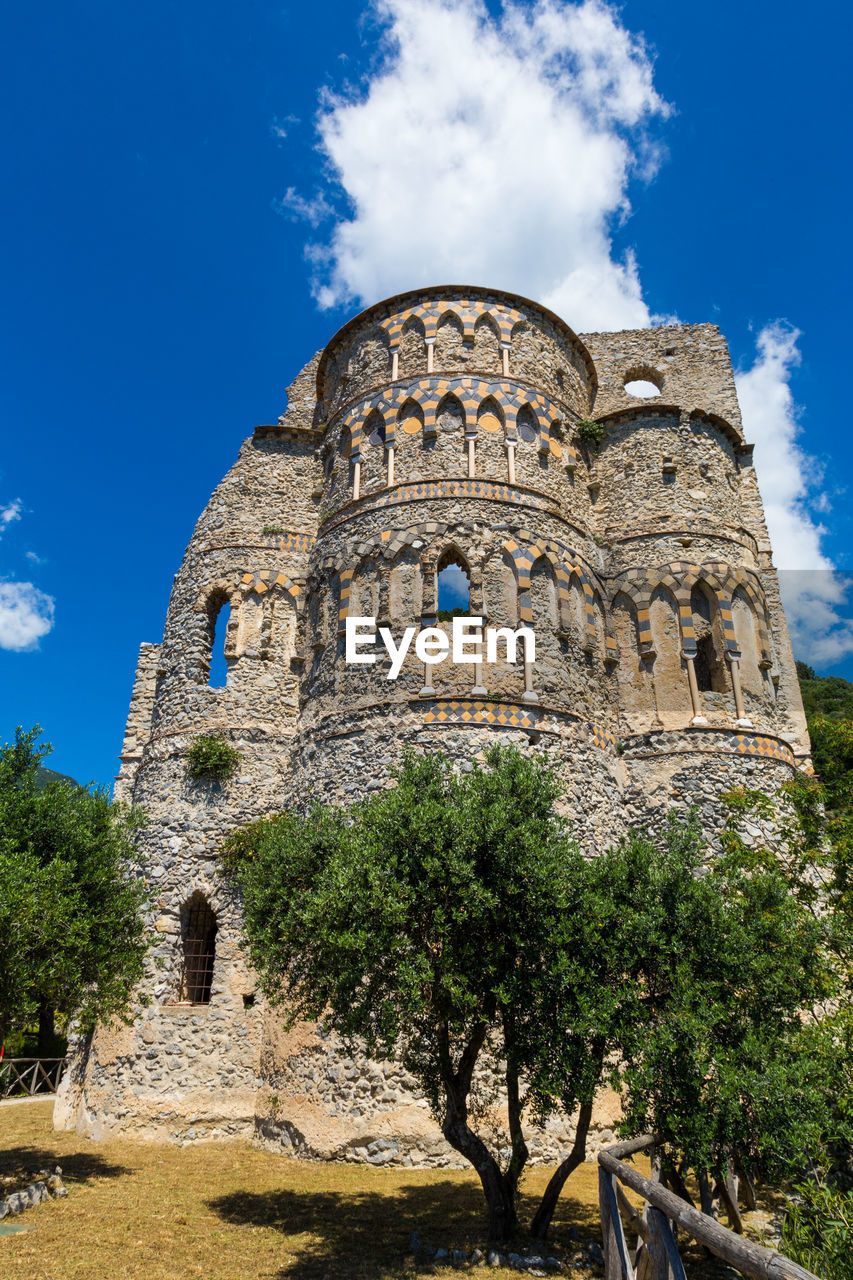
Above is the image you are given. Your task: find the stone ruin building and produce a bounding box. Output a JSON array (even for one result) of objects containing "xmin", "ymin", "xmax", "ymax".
[{"xmin": 55, "ymin": 285, "xmax": 811, "ymax": 1163}]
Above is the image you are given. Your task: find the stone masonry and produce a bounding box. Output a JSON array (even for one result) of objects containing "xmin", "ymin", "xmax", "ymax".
[{"xmin": 54, "ymin": 286, "xmax": 811, "ymax": 1164}]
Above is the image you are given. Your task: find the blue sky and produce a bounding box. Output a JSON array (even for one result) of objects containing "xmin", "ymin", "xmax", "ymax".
[{"xmin": 2, "ymin": 0, "xmax": 852, "ymax": 786}]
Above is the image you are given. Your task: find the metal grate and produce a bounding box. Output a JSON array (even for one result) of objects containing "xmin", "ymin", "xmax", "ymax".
[{"xmin": 180, "ymin": 897, "xmax": 217, "ymax": 1004}]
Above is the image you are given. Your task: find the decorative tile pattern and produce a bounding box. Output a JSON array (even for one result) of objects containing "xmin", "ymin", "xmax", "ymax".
[
  {"xmin": 423, "ymin": 699, "xmax": 541, "ymax": 730},
  {"xmin": 723, "ymin": 733, "xmax": 795, "ymax": 764},
  {"xmin": 270, "ymin": 531, "xmax": 315, "ymax": 553},
  {"xmin": 240, "ymin": 570, "xmax": 301, "ymax": 600},
  {"xmin": 591, "ymin": 723, "xmax": 617, "ymax": 751},
  {"xmin": 421, "ymin": 699, "xmax": 618, "ymax": 751}
]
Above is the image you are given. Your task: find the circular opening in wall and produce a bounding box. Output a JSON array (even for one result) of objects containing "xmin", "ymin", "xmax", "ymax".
[{"xmin": 624, "ymin": 377, "xmax": 661, "ymax": 398}]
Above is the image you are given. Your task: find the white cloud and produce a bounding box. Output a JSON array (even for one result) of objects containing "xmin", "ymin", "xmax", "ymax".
[
  {"xmin": 0, "ymin": 581, "xmax": 55, "ymax": 652},
  {"xmin": 1, "ymin": 499, "xmax": 22, "ymax": 531},
  {"xmin": 735, "ymin": 324, "xmax": 853, "ymax": 665},
  {"xmin": 296, "ymin": 0, "xmax": 669, "ymax": 330}
]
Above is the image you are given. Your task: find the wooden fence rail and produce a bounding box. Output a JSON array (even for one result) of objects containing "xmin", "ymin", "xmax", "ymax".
[
  {"xmin": 0, "ymin": 1057, "xmax": 67, "ymax": 1098},
  {"xmin": 598, "ymin": 1135, "xmax": 818, "ymax": 1280}
]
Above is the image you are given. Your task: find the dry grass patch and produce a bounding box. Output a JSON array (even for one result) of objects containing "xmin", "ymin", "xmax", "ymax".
[{"xmin": 1, "ymin": 1100, "xmax": 609, "ymax": 1280}]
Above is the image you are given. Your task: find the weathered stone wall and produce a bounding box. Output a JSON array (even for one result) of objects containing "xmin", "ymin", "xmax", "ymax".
[{"xmin": 56, "ymin": 285, "xmax": 812, "ymax": 1161}]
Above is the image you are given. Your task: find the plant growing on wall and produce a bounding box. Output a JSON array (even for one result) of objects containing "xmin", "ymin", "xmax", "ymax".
[
  {"xmin": 186, "ymin": 734, "xmax": 241, "ymax": 783},
  {"xmin": 575, "ymin": 417, "xmax": 607, "ymax": 450}
]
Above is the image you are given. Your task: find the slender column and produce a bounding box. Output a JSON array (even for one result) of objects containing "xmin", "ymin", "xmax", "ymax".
[
  {"xmin": 352, "ymin": 459, "xmax": 361, "ymax": 501},
  {"xmin": 386, "ymin": 445, "xmax": 395, "ymax": 487},
  {"xmin": 419, "ymin": 568, "xmax": 438, "ymax": 697},
  {"xmin": 471, "ymin": 618, "xmax": 488, "ymax": 698},
  {"xmin": 727, "ymin": 652, "xmax": 752, "ymax": 726},
  {"xmin": 501, "ymin": 345, "xmax": 510, "ymax": 377},
  {"xmin": 391, "ymin": 350, "xmax": 399, "ymax": 381},
  {"xmin": 426, "ymin": 339, "xmax": 435, "ymax": 373},
  {"xmin": 467, "ymin": 436, "xmax": 476, "ymax": 478},
  {"xmin": 683, "ymin": 651, "xmax": 707, "ymax": 726},
  {"xmin": 522, "ymin": 632, "xmax": 539, "ymax": 705},
  {"xmin": 506, "ymin": 441, "xmax": 516, "ymax": 485}
]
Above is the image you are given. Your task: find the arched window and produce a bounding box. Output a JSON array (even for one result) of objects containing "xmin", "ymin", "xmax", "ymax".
[
  {"xmin": 179, "ymin": 893, "xmax": 217, "ymax": 1005},
  {"xmin": 437, "ymin": 550, "xmax": 470, "ymax": 617},
  {"xmin": 397, "ymin": 397, "xmax": 424, "ymax": 437},
  {"xmin": 207, "ymin": 595, "xmax": 230, "ymax": 688},
  {"xmin": 435, "ymin": 393, "xmax": 465, "ymax": 436},
  {"xmin": 434, "ymin": 311, "xmax": 465, "ymax": 367},
  {"xmin": 365, "ymin": 408, "xmax": 386, "ymax": 447},
  {"xmin": 516, "ymin": 404, "xmax": 538, "ymax": 443},
  {"xmin": 690, "ymin": 584, "xmax": 725, "ymax": 692},
  {"xmin": 477, "ymin": 396, "xmax": 504, "ymax": 435},
  {"xmin": 694, "ymin": 635, "xmax": 715, "ymax": 693}
]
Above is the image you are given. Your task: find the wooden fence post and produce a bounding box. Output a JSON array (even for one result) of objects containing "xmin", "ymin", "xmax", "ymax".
[
  {"xmin": 599, "ymin": 1166, "xmax": 633, "ymax": 1280},
  {"xmin": 647, "ymin": 1207, "xmax": 687, "ymax": 1280}
]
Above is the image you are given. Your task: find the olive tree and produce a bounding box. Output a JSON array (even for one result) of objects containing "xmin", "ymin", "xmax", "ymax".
[{"xmin": 225, "ymin": 747, "xmax": 832, "ymax": 1243}]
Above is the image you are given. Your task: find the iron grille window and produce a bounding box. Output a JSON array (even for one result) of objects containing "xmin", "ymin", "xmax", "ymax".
[{"xmin": 179, "ymin": 895, "xmax": 217, "ymax": 1004}]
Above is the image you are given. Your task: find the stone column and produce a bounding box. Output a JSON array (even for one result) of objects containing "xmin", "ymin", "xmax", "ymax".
[
  {"xmin": 467, "ymin": 435, "xmax": 476, "ymax": 479},
  {"xmin": 727, "ymin": 651, "xmax": 752, "ymax": 726},
  {"xmin": 501, "ymin": 345, "xmax": 510, "ymax": 377},
  {"xmin": 426, "ymin": 339, "xmax": 435, "ymax": 373},
  {"xmin": 386, "ymin": 446, "xmax": 395, "ymax": 487},
  {"xmin": 506, "ymin": 440, "xmax": 516, "ymax": 485},
  {"xmin": 352, "ymin": 459, "xmax": 361, "ymax": 501},
  {"xmin": 391, "ymin": 350, "xmax": 399, "ymax": 381},
  {"xmin": 471, "ymin": 617, "xmax": 488, "ymax": 698},
  {"xmin": 683, "ymin": 651, "xmax": 707, "ymax": 726},
  {"xmin": 419, "ymin": 567, "xmax": 438, "ymax": 698},
  {"xmin": 522, "ymin": 631, "xmax": 539, "ymax": 705}
]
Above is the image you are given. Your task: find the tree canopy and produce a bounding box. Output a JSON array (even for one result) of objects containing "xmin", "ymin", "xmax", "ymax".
[
  {"xmin": 224, "ymin": 746, "xmax": 832, "ymax": 1243},
  {"xmin": 0, "ymin": 727, "xmax": 149, "ymax": 1054}
]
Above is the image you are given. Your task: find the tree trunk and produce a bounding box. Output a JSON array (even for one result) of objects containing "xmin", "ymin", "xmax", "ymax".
[
  {"xmin": 438, "ymin": 1018, "xmax": 519, "ymax": 1243},
  {"xmin": 504, "ymin": 1055, "xmax": 529, "ymax": 1200},
  {"xmin": 530, "ymin": 1099, "xmax": 594, "ymax": 1240},
  {"xmin": 442, "ymin": 1104, "xmax": 519, "ymax": 1241},
  {"xmin": 37, "ymin": 1000, "xmax": 55, "ymax": 1056}
]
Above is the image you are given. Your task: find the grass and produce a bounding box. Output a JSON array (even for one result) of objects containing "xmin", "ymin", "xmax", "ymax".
[{"xmin": 1, "ymin": 1100, "xmax": 613, "ymax": 1280}]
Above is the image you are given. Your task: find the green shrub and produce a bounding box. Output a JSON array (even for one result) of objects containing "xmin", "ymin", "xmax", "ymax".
[
  {"xmin": 186, "ymin": 735, "xmax": 241, "ymax": 782},
  {"xmin": 781, "ymin": 1182, "xmax": 853, "ymax": 1280},
  {"xmin": 575, "ymin": 418, "xmax": 607, "ymax": 449}
]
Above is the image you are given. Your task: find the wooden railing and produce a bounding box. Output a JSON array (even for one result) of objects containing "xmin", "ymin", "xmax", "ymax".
[
  {"xmin": 598, "ymin": 1135, "xmax": 818, "ymax": 1280},
  {"xmin": 0, "ymin": 1057, "xmax": 67, "ymax": 1098}
]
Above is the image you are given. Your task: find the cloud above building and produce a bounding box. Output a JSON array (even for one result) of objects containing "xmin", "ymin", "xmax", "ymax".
[{"xmin": 295, "ymin": 0, "xmax": 669, "ymax": 331}]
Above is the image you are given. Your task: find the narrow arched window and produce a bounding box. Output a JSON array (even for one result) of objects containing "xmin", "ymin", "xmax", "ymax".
[
  {"xmin": 516, "ymin": 404, "xmax": 538, "ymax": 443},
  {"xmin": 437, "ymin": 550, "xmax": 470, "ymax": 618},
  {"xmin": 208, "ymin": 596, "xmax": 230, "ymax": 688},
  {"xmin": 690, "ymin": 584, "xmax": 724, "ymax": 692},
  {"xmin": 694, "ymin": 635, "xmax": 715, "ymax": 693},
  {"xmin": 179, "ymin": 893, "xmax": 217, "ymax": 1004}
]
